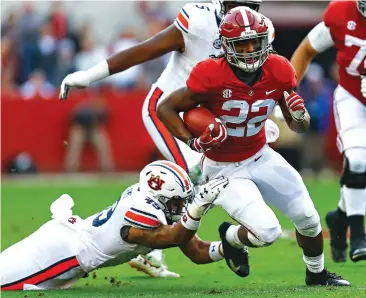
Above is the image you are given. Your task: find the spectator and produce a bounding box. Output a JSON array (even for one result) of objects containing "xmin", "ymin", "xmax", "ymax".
[
  {"xmin": 64, "ymin": 92, "xmax": 114, "ymax": 172},
  {"xmin": 299, "ymin": 63, "xmax": 333, "ymax": 177},
  {"xmin": 74, "ymin": 37, "xmax": 107, "ymax": 82},
  {"xmin": 20, "ymin": 69, "xmax": 55, "ymax": 100},
  {"xmin": 34, "ymin": 22, "xmax": 57, "ymax": 84},
  {"xmin": 55, "ymin": 38, "xmax": 76, "ymax": 86},
  {"xmin": 48, "ymin": 2, "xmax": 68, "ymax": 41}
]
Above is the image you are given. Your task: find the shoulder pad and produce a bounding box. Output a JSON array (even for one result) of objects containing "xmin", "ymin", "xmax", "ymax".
[
  {"xmin": 124, "ymin": 195, "xmax": 167, "ymax": 230},
  {"xmin": 324, "ymin": 0, "xmax": 348, "ymax": 28},
  {"xmin": 174, "ymin": 3, "xmax": 217, "ymax": 39},
  {"xmin": 266, "ymin": 54, "xmax": 297, "ymax": 87}
]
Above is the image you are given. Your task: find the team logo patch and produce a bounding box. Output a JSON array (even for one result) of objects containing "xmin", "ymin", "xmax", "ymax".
[
  {"xmin": 223, "ymin": 89, "xmax": 232, "ymax": 98},
  {"xmin": 213, "ymin": 39, "xmax": 222, "ymax": 49},
  {"xmin": 147, "ymin": 175, "xmax": 165, "ymax": 191},
  {"xmin": 347, "ymin": 21, "xmax": 356, "ymax": 30}
]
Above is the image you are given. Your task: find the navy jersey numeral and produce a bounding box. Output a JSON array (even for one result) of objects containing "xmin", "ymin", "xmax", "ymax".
[{"xmin": 195, "ymin": 5, "xmax": 210, "ymax": 11}]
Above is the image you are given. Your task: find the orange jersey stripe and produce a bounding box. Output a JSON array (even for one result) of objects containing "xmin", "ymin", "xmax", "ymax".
[
  {"xmin": 148, "ymin": 88, "xmax": 188, "ymax": 171},
  {"xmin": 1, "ymin": 257, "xmax": 80, "ymax": 290},
  {"xmin": 177, "ymin": 12, "xmax": 189, "ymax": 30},
  {"xmin": 125, "ymin": 211, "xmax": 160, "ymax": 227}
]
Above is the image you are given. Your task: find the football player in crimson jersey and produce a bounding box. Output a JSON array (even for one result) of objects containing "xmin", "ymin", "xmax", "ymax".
[
  {"xmin": 158, "ymin": 7, "xmax": 349, "ymax": 286},
  {"xmin": 291, "ymin": 0, "xmax": 366, "ymax": 263},
  {"xmin": 58, "ymin": 0, "xmax": 279, "ymax": 278},
  {"xmin": 1, "ymin": 161, "xmax": 230, "ymax": 291}
]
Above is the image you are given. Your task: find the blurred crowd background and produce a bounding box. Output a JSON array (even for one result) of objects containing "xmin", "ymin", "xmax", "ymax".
[{"xmin": 1, "ymin": 1, "xmax": 340, "ymax": 178}]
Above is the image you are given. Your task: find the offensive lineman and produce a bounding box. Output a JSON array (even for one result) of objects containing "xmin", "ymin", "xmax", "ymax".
[
  {"xmin": 290, "ymin": 0, "xmax": 366, "ymax": 263},
  {"xmin": 0, "ymin": 161, "xmax": 230, "ymax": 291},
  {"xmin": 58, "ymin": 0, "xmax": 279, "ymax": 277},
  {"xmin": 157, "ymin": 7, "xmax": 349, "ymax": 286}
]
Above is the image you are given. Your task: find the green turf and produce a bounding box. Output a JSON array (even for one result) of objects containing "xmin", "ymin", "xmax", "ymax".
[{"xmin": 1, "ymin": 178, "xmax": 366, "ymax": 297}]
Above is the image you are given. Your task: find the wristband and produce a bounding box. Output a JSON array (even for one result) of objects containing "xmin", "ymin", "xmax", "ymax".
[
  {"xmin": 85, "ymin": 60, "xmax": 110, "ymax": 84},
  {"xmin": 209, "ymin": 241, "xmax": 224, "ymax": 261},
  {"xmin": 180, "ymin": 211, "xmax": 201, "ymax": 230}
]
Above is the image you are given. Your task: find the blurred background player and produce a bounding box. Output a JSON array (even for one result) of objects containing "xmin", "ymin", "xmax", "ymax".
[
  {"xmin": 58, "ymin": 0, "xmax": 279, "ymax": 278},
  {"xmin": 0, "ymin": 161, "xmax": 229, "ymax": 291},
  {"xmin": 291, "ymin": 0, "xmax": 366, "ymax": 263},
  {"xmin": 157, "ymin": 7, "xmax": 349, "ymax": 286}
]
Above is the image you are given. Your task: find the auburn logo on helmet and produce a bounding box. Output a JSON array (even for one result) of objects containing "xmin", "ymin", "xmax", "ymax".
[{"xmin": 147, "ymin": 175, "xmax": 165, "ymax": 191}]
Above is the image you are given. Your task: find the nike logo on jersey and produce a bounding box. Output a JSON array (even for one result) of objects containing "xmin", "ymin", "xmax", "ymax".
[
  {"xmin": 266, "ymin": 89, "xmax": 277, "ymax": 95},
  {"xmin": 254, "ymin": 155, "xmax": 263, "ymax": 162}
]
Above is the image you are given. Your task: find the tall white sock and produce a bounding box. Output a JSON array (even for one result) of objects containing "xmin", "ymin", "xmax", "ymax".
[
  {"xmin": 303, "ymin": 253, "xmax": 324, "ymax": 274},
  {"xmin": 343, "ymin": 187, "xmax": 366, "ymax": 216}
]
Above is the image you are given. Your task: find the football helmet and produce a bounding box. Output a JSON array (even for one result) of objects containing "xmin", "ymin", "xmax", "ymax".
[
  {"xmin": 357, "ymin": 0, "xmax": 366, "ymax": 17},
  {"xmin": 212, "ymin": 0, "xmax": 262, "ymax": 20},
  {"xmin": 219, "ymin": 6, "xmax": 270, "ymax": 72},
  {"xmin": 139, "ymin": 160, "xmax": 194, "ymax": 223}
]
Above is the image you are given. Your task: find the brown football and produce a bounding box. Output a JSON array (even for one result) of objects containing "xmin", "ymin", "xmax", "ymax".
[{"xmin": 183, "ymin": 107, "xmax": 219, "ymax": 137}]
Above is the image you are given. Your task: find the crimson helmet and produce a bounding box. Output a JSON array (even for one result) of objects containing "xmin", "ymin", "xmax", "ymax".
[
  {"xmin": 219, "ymin": 6, "xmax": 270, "ymax": 72},
  {"xmin": 357, "ymin": 0, "xmax": 366, "ymax": 17},
  {"xmin": 212, "ymin": 0, "xmax": 262, "ymax": 19}
]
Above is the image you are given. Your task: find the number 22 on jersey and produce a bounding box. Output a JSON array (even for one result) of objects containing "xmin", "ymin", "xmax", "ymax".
[{"xmin": 220, "ymin": 98, "xmax": 276, "ymax": 137}]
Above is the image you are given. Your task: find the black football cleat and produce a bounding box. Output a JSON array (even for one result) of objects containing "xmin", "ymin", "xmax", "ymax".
[
  {"xmin": 218, "ymin": 222, "xmax": 250, "ymax": 277},
  {"xmin": 350, "ymin": 237, "xmax": 366, "ymax": 262},
  {"xmin": 325, "ymin": 210, "xmax": 348, "ymax": 262},
  {"xmin": 305, "ymin": 268, "xmax": 350, "ymax": 286}
]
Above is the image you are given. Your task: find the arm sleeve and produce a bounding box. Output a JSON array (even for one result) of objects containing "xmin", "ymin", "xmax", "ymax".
[
  {"xmin": 308, "ymin": 22, "xmax": 335, "ymax": 53},
  {"xmin": 186, "ymin": 61, "xmax": 213, "ymax": 93}
]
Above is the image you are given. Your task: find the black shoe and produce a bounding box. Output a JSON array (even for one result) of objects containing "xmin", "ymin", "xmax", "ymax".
[
  {"xmin": 218, "ymin": 222, "xmax": 250, "ymax": 277},
  {"xmin": 305, "ymin": 268, "xmax": 350, "ymax": 286},
  {"xmin": 350, "ymin": 237, "xmax": 366, "ymax": 262},
  {"xmin": 325, "ymin": 210, "xmax": 348, "ymax": 262}
]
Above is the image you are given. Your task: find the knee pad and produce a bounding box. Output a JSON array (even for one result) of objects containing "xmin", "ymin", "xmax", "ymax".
[
  {"xmin": 294, "ymin": 211, "xmax": 321, "ymax": 237},
  {"xmin": 340, "ymin": 157, "xmax": 366, "ymax": 189},
  {"xmin": 248, "ymin": 225, "xmax": 282, "ymax": 247}
]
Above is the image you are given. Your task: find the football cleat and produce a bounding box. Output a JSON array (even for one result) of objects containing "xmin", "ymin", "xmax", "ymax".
[
  {"xmin": 128, "ymin": 255, "xmax": 180, "ymax": 278},
  {"xmin": 350, "ymin": 237, "xmax": 366, "ymax": 262},
  {"xmin": 305, "ymin": 268, "xmax": 350, "ymax": 286},
  {"xmin": 218, "ymin": 222, "xmax": 250, "ymax": 277},
  {"xmin": 325, "ymin": 210, "xmax": 348, "ymax": 262}
]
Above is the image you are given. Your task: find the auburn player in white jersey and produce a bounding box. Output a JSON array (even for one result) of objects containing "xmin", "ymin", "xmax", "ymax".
[
  {"xmin": 291, "ymin": 0, "xmax": 366, "ymax": 263},
  {"xmin": 58, "ymin": 0, "xmax": 278, "ymax": 278},
  {"xmin": 0, "ymin": 161, "xmax": 231, "ymax": 291}
]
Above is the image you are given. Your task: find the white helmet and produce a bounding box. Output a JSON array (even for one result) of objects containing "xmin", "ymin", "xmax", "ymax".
[
  {"xmin": 139, "ymin": 160, "xmax": 194, "ymax": 223},
  {"xmin": 212, "ymin": 0, "xmax": 262, "ymax": 20}
]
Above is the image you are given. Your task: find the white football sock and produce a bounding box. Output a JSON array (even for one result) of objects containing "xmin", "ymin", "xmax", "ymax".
[
  {"xmin": 303, "ymin": 253, "xmax": 324, "ymax": 274},
  {"xmin": 343, "ymin": 187, "xmax": 366, "ymax": 216}
]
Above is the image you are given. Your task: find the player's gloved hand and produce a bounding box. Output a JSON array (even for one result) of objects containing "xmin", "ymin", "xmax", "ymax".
[
  {"xmin": 187, "ymin": 176, "xmax": 229, "ymax": 218},
  {"xmin": 188, "ymin": 119, "xmax": 228, "ymax": 153},
  {"xmin": 283, "ymin": 91, "xmax": 306, "ymax": 122},
  {"xmin": 59, "ymin": 71, "xmax": 90, "ymax": 100},
  {"xmin": 361, "ymin": 75, "xmax": 366, "ymax": 98}
]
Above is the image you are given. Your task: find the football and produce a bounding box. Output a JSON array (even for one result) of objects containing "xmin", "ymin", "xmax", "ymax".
[{"xmin": 183, "ymin": 107, "xmax": 219, "ymax": 137}]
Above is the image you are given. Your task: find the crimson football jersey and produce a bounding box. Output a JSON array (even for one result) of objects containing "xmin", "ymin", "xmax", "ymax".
[
  {"xmin": 186, "ymin": 54, "xmax": 297, "ymax": 162},
  {"xmin": 324, "ymin": 0, "xmax": 366, "ymax": 104}
]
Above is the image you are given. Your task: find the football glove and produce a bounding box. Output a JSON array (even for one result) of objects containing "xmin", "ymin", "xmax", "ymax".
[
  {"xmin": 283, "ymin": 91, "xmax": 306, "ymax": 122},
  {"xmin": 219, "ymin": 222, "xmax": 250, "ymax": 278},
  {"xmin": 361, "ymin": 75, "xmax": 366, "ymax": 98},
  {"xmin": 59, "ymin": 71, "xmax": 90, "ymax": 100},
  {"xmin": 188, "ymin": 120, "xmax": 227, "ymax": 153},
  {"xmin": 187, "ymin": 176, "xmax": 228, "ymax": 218}
]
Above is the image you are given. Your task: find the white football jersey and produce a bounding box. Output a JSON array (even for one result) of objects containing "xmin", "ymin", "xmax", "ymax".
[
  {"xmin": 77, "ymin": 184, "xmax": 167, "ymax": 272},
  {"xmin": 155, "ymin": 2, "xmax": 275, "ymax": 96}
]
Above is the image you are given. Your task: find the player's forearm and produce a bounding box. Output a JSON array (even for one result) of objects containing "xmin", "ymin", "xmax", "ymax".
[
  {"xmin": 125, "ymin": 221, "xmax": 196, "ymax": 249},
  {"xmin": 290, "ymin": 37, "xmax": 318, "ymax": 84},
  {"xmin": 107, "ymin": 24, "xmax": 184, "ymax": 75},
  {"xmin": 180, "ymin": 238, "xmax": 224, "ymax": 264}
]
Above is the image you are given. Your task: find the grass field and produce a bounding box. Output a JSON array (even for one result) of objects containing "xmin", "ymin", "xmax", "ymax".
[{"xmin": 1, "ymin": 176, "xmax": 366, "ymax": 298}]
